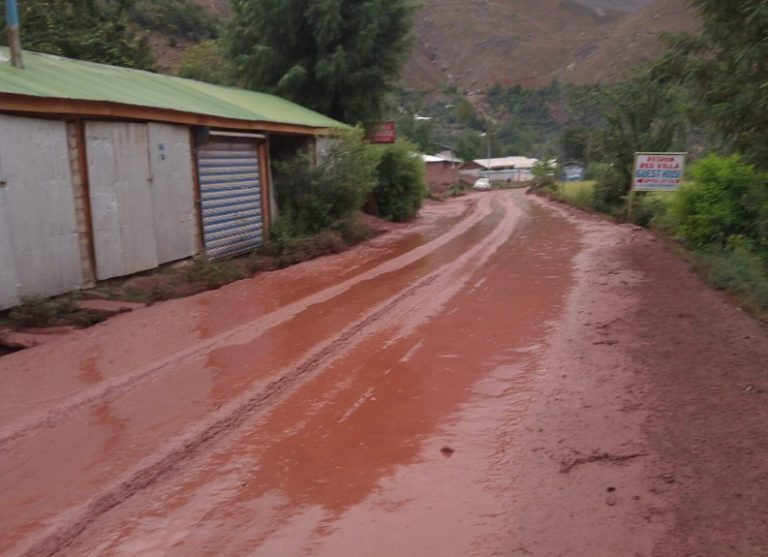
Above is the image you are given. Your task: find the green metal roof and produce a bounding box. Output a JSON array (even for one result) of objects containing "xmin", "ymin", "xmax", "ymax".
[{"xmin": 0, "ymin": 47, "xmax": 346, "ymax": 129}]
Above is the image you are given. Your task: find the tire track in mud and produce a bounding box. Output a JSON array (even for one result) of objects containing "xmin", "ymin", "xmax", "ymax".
[
  {"xmin": 0, "ymin": 195, "xmax": 497, "ymax": 453},
  {"xmin": 17, "ymin": 193, "xmax": 525, "ymax": 557}
]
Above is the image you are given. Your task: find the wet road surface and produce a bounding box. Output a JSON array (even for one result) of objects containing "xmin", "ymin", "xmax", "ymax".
[
  {"xmin": 3, "ymin": 190, "xmax": 767, "ymax": 556},
  {"xmin": 1, "ymin": 191, "xmax": 584, "ymax": 556}
]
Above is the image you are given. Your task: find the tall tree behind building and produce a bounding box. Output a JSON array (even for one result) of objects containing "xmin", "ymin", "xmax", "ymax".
[
  {"xmin": 0, "ymin": 0, "xmax": 155, "ymax": 69},
  {"xmin": 227, "ymin": 0, "xmax": 416, "ymax": 124},
  {"xmin": 657, "ymin": 0, "xmax": 768, "ymax": 168}
]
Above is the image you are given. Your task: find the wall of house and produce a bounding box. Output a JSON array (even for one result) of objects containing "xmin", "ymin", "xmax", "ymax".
[
  {"xmin": 0, "ymin": 112, "xmax": 300, "ymax": 309},
  {"xmin": 85, "ymin": 121, "xmax": 199, "ymax": 280},
  {"xmin": 0, "ymin": 114, "xmax": 84, "ymax": 309},
  {"xmin": 425, "ymin": 161, "xmax": 459, "ymax": 194}
]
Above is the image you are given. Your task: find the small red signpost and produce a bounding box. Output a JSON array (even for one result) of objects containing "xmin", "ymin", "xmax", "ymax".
[{"xmin": 369, "ymin": 122, "xmax": 397, "ymax": 144}]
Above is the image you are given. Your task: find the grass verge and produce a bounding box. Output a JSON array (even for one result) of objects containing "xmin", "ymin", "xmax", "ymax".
[{"xmin": 536, "ymin": 182, "xmax": 768, "ymax": 320}]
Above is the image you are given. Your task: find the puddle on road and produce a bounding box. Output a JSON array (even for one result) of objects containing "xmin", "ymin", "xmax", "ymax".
[
  {"xmin": 0, "ymin": 200, "xmax": 476, "ymax": 431},
  {"xmin": 66, "ymin": 196, "xmax": 585, "ymax": 557},
  {"xmin": 0, "ymin": 197, "xmax": 501, "ymax": 556}
]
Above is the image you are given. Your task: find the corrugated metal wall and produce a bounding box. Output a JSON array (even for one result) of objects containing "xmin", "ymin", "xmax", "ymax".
[
  {"xmin": 147, "ymin": 123, "xmax": 198, "ymax": 264},
  {"xmin": 197, "ymin": 137, "xmax": 264, "ymax": 260},
  {"xmin": 86, "ymin": 121, "xmax": 198, "ymax": 280},
  {"xmin": 0, "ymin": 114, "xmax": 84, "ymax": 309},
  {"xmin": 86, "ymin": 121, "xmax": 160, "ymax": 280}
]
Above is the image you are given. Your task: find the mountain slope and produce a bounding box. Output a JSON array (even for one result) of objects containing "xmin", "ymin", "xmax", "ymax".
[
  {"xmin": 167, "ymin": 0, "xmax": 696, "ymax": 91},
  {"xmin": 403, "ymin": 0, "xmax": 696, "ymax": 91}
]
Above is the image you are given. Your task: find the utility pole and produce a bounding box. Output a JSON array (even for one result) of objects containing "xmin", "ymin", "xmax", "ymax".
[
  {"xmin": 480, "ymin": 131, "xmax": 492, "ymax": 178},
  {"xmin": 486, "ymin": 131, "xmax": 491, "ymax": 168},
  {"xmin": 5, "ymin": 0, "xmax": 23, "ymax": 68}
]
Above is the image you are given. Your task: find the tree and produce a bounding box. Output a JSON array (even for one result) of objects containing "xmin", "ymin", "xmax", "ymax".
[
  {"xmin": 454, "ymin": 132, "xmax": 482, "ymax": 163},
  {"xmin": 593, "ymin": 68, "xmax": 685, "ymax": 208},
  {"xmin": 271, "ymin": 128, "xmax": 379, "ymax": 236},
  {"xmin": 178, "ymin": 40, "xmax": 236, "ymax": 86},
  {"xmin": 227, "ymin": 0, "xmax": 416, "ymax": 124},
  {"xmin": 373, "ymin": 141, "xmax": 427, "ymax": 221},
  {"xmin": 656, "ymin": 0, "xmax": 768, "ymax": 168},
  {"xmin": 0, "ymin": 0, "xmax": 155, "ymax": 69}
]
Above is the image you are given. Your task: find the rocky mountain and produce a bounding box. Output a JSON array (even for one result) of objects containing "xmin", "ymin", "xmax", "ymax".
[{"xmin": 403, "ymin": 0, "xmax": 697, "ymax": 91}]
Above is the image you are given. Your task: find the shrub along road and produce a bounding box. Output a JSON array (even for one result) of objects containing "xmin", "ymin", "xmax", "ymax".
[{"xmin": 0, "ymin": 191, "xmax": 766, "ymax": 556}]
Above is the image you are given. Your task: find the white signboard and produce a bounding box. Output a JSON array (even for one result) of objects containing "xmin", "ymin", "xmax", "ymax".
[{"xmin": 633, "ymin": 152, "xmax": 687, "ymax": 192}]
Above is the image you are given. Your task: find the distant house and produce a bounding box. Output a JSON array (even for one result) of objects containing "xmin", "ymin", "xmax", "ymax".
[
  {"xmin": 459, "ymin": 156, "xmax": 539, "ymax": 184},
  {"xmin": 562, "ymin": 161, "xmax": 586, "ymax": 182},
  {"xmin": 422, "ymin": 154, "xmax": 461, "ymax": 194},
  {"xmin": 432, "ymin": 145, "xmax": 460, "ymax": 162},
  {"xmin": 0, "ymin": 48, "xmax": 345, "ymax": 310}
]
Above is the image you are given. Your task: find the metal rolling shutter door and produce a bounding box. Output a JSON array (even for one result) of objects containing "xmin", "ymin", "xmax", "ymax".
[{"xmin": 198, "ymin": 137, "xmax": 264, "ymax": 260}]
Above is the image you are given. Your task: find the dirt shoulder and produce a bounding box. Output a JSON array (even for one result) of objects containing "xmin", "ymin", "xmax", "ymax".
[{"xmin": 510, "ymin": 196, "xmax": 768, "ymax": 556}]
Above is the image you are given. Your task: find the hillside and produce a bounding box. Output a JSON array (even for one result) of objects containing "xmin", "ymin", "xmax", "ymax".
[
  {"xmin": 155, "ymin": 0, "xmax": 696, "ymax": 91},
  {"xmin": 402, "ymin": 0, "xmax": 696, "ymax": 91}
]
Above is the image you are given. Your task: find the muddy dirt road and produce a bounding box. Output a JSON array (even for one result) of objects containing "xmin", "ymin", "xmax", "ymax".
[{"xmin": 1, "ymin": 191, "xmax": 767, "ymax": 557}]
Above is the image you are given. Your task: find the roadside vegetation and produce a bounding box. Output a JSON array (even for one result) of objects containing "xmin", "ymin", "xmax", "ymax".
[
  {"xmin": 6, "ymin": 295, "xmax": 107, "ymax": 329},
  {"xmin": 534, "ymin": 1, "xmax": 768, "ymax": 317},
  {"xmin": 544, "ymin": 155, "xmax": 768, "ymax": 316}
]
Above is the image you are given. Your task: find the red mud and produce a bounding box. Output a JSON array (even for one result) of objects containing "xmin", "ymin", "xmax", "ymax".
[{"xmin": 1, "ymin": 191, "xmax": 767, "ymax": 557}]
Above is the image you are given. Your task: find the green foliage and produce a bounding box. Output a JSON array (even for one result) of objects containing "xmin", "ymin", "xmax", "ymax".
[
  {"xmin": 656, "ymin": 0, "xmax": 768, "ymax": 169},
  {"xmin": 694, "ymin": 239, "xmax": 768, "ymax": 313},
  {"xmin": 272, "ymin": 129, "xmax": 379, "ymax": 236},
  {"xmin": 178, "ymin": 40, "xmax": 236, "ymax": 85},
  {"xmin": 254, "ymin": 219, "xmax": 372, "ymax": 271},
  {"xmin": 8, "ymin": 295, "xmax": 79, "ymax": 328},
  {"xmin": 373, "ymin": 141, "xmax": 428, "ymax": 221},
  {"xmin": 1, "ymin": 0, "xmax": 155, "ymax": 69},
  {"xmin": 452, "ymin": 98, "xmax": 486, "ymax": 130},
  {"xmin": 131, "ymin": 0, "xmax": 218, "ymax": 41},
  {"xmin": 228, "ymin": 0, "xmax": 416, "ymax": 124},
  {"xmin": 333, "ymin": 215, "xmax": 375, "ymax": 245},
  {"xmin": 593, "ymin": 67, "xmax": 685, "ymax": 209},
  {"xmin": 554, "ymin": 181, "xmax": 596, "ymax": 211},
  {"xmin": 448, "ymin": 183, "xmax": 468, "ymax": 198},
  {"xmin": 184, "ymin": 259, "xmax": 246, "ymax": 289},
  {"xmin": 8, "ymin": 296, "xmax": 77, "ymax": 327},
  {"xmin": 455, "ymin": 132, "xmax": 482, "ymax": 162},
  {"xmin": 665, "ymin": 155, "xmax": 768, "ymax": 250},
  {"xmin": 592, "ymin": 164, "xmax": 630, "ymax": 213},
  {"xmin": 395, "ymin": 117, "xmax": 433, "ymax": 153},
  {"xmin": 487, "ymin": 81, "xmax": 609, "ymax": 159},
  {"xmin": 530, "ymin": 159, "xmax": 559, "ymax": 189}
]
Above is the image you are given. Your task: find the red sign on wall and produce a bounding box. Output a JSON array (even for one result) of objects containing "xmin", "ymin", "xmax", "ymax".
[{"xmin": 369, "ymin": 122, "xmax": 396, "ymax": 144}]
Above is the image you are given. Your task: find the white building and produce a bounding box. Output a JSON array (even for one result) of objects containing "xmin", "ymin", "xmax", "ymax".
[{"xmin": 459, "ymin": 156, "xmax": 540, "ymax": 183}]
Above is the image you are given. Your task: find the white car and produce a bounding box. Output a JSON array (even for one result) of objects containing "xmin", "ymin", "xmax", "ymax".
[{"xmin": 472, "ymin": 177, "xmax": 492, "ymax": 191}]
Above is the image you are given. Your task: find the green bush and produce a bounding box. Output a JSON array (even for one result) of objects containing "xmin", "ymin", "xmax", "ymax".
[
  {"xmin": 333, "ymin": 215, "xmax": 375, "ymax": 245},
  {"xmin": 666, "ymin": 155, "xmax": 768, "ymax": 250},
  {"xmin": 585, "ymin": 162, "xmax": 612, "ymax": 181},
  {"xmin": 555, "ymin": 181, "xmax": 596, "ymax": 211},
  {"xmin": 530, "ymin": 159, "xmax": 559, "ymax": 189},
  {"xmin": 592, "ymin": 163, "xmax": 629, "ymax": 214},
  {"xmin": 273, "ymin": 128, "xmax": 378, "ymax": 236},
  {"xmin": 184, "ymin": 259, "xmax": 245, "ymax": 289},
  {"xmin": 8, "ymin": 295, "xmax": 79, "ymax": 328},
  {"xmin": 695, "ymin": 238, "xmax": 768, "ymax": 312},
  {"xmin": 131, "ymin": 0, "xmax": 218, "ymax": 40},
  {"xmin": 373, "ymin": 141, "xmax": 428, "ymax": 221},
  {"xmin": 178, "ymin": 40, "xmax": 236, "ymax": 86},
  {"xmin": 448, "ymin": 183, "xmax": 467, "ymax": 198},
  {"xmin": 631, "ymin": 193, "xmax": 671, "ymax": 228}
]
